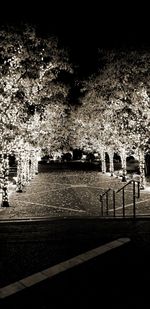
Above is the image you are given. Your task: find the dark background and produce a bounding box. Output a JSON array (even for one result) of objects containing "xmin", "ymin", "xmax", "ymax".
[{"xmin": 1, "ymin": 2, "xmax": 149, "ymax": 78}]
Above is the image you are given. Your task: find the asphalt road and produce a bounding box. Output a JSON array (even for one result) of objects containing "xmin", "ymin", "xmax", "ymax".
[
  {"xmin": 1, "ymin": 218, "xmax": 150, "ymax": 308},
  {"xmin": 2, "ymin": 245, "xmax": 149, "ymax": 308},
  {"xmin": 1, "ymin": 218, "xmax": 131, "ymax": 287}
]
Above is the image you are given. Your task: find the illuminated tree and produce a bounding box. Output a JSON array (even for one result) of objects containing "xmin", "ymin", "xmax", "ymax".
[
  {"xmin": 69, "ymin": 49, "xmax": 150, "ymax": 187},
  {"xmin": 0, "ymin": 25, "xmax": 73, "ymax": 206}
]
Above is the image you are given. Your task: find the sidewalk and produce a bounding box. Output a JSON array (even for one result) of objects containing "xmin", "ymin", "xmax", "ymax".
[{"xmin": 1, "ymin": 167, "xmax": 150, "ymax": 220}]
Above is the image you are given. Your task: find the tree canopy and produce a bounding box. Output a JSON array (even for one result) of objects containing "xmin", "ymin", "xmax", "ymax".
[
  {"xmin": 0, "ymin": 25, "xmax": 73, "ymax": 152},
  {"xmin": 73, "ymin": 49, "xmax": 150, "ymax": 155},
  {"xmin": 1, "ymin": 28, "xmax": 150, "ymax": 159}
]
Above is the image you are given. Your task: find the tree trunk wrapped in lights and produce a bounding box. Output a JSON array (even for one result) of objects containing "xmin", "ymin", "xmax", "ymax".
[
  {"xmin": 25, "ymin": 151, "xmax": 30, "ymax": 183},
  {"xmin": 16, "ymin": 151, "xmax": 23, "ymax": 192},
  {"xmin": 22, "ymin": 151, "xmax": 27, "ymax": 186},
  {"xmin": 108, "ymin": 150, "xmax": 114, "ymax": 176},
  {"xmin": 34, "ymin": 150, "xmax": 39, "ymax": 175},
  {"xmin": 120, "ymin": 149, "xmax": 127, "ymax": 182},
  {"xmin": 1, "ymin": 152, "xmax": 9, "ymax": 207},
  {"xmin": 139, "ymin": 149, "xmax": 146, "ymax": 189},
  {"xmin": 30, "ymin": 151, "xmax": 36, "ymax": 179},
  {"xmin": 31, "ymin": 153, "xmax": 36, "ymax": 177},
  {"xmin": 101, "ymin": 150, "xmax": 106, "ymax": 174}
]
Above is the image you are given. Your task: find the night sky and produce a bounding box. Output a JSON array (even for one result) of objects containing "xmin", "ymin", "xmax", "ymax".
[{"xmin": 1, "ymin": 2, "xmax": 150, "ymax": 78}]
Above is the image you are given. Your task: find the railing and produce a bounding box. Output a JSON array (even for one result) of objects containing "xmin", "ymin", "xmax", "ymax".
[
  {"xmin": 100, "ymin": 180, "xmax": 140, "ymax": 218},
  {"xmin": 100, "ymin": 188, "xmax": 111, "ymax": 216}
]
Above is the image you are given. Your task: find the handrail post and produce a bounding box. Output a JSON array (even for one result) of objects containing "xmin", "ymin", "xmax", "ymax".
[
  {"xmin": 113, "ymin": 190, "xmax": 116, "ymax": 217},
  {"xmin": 133, "ymin": 181, "xmax": 136, "ymax": 218},
  {"xmin": 122, "ymin": 188, "xmax": 125, "ymax": 217},
  {"xmin": 137, "ymin": 181, "xmax": 140, "ymax": 199},
  {"xmin": 100, "ymin": 195, "xmax": 104, "ymax": 216},
  {"xmin": 106, "ymin": 192, "xmax": 109, "ymax": 216}
]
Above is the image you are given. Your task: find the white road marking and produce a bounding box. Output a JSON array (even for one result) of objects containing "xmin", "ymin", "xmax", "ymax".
[
  {"xmin": 17, "ymin": 188, "xmax": 73, "ymax": 196},
  {"xmin": 0, "ymin": 237, "xmax": 130, "ymax": 299},
  {"xmin": 12, "ymin": 200, "xmax": 86, "ymax": 213},
  {"xmin": 120, "ymin": 188, "xmax": 150, "ymax": 194},
  {"xmin": 70, "ymin": 184, "xmax": 87, "ymax": 187},
  {"xmin": 11, "ymin": 184, "xmax": 104, "ymax": 196},
  {"xmin": 109, "ymin": 198, "xmax": 150, "ymax": 212}
]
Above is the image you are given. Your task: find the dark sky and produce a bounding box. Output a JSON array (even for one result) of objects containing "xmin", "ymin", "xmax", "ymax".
[
  {"xmin": 2, "ymin": 2, "xmax": 149, "ymax": 45},
  {"xmin": 1, "ymin": 2, "xmax": 150, "ymax": 78}
]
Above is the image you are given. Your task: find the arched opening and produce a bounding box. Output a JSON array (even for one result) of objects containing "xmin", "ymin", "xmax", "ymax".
[
  {"xmin": 145, "ymin": 153, "xmax": 150, "ymax": 176},
  {"xmin": 105, "ymin": 152, "xmax": 110, "ymax": 172},
  {"xmin": 113, "ymin": 153, "xmax": 122, "ymax": 171},
  {"xmin": 126, "ymin": 156, "xmax": 139, "ymax": 174},
  {"xmin": 9, "ymin": 154, "xmax": 17, "ymax": 183}
]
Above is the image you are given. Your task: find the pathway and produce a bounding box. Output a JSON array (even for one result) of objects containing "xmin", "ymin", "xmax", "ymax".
[{"xmin": 1, "ymin": 165, "xmax": 150, "ymax": 219}]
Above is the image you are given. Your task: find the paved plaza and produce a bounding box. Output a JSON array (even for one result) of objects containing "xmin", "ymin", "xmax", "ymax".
[{"xmin": 1, "ymin": 164, "xmax": 150, "ymax": 219}]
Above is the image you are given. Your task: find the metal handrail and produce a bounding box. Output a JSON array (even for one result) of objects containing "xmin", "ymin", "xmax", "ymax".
[
  {"xmin": 100, "ymin": 188, "xmax": 112, "ymax": 216},
  {"xmin": 116, "ymin": 179, "xmax": 134, "ymax": 193},
  {"xmin": 100, "ymin": 179, "xmax": 140, "ymax": 218},
  {"xmin": 100, "ymin": 188, "xmax": 112, "ymax": 197},
  {"xmin": 116, "ymin": 179, "xmax": 140, "ymax": 218}
]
